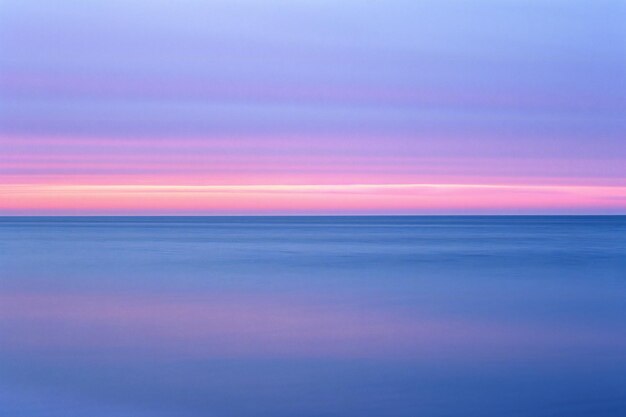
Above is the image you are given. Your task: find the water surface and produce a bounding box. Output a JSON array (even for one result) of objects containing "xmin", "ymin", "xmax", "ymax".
[{"xmin": 1, "ymin": 216, "xmax": 625, "ymax": 416}]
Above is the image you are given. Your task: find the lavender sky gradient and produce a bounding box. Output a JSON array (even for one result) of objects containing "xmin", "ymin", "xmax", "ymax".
[{"xmin": 1, "ymin": 0, "xmax": 625, "ymax": 214}]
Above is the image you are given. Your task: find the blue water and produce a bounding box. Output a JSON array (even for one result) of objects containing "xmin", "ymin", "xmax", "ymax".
[{"xmin": 1, "ymin": 216, "xmax": 625, "ymax": 417}]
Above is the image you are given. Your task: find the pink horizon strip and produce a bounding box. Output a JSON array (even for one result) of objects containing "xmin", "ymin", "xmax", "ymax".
[{"xmin": 1, "ymin": 183, "xmax": 625, "ymax": 214}]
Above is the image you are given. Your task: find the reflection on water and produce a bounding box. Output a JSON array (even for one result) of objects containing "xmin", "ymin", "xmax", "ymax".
[{"xmin": 1, "ymin": 216, "xmax": 625, "ymax": 417}]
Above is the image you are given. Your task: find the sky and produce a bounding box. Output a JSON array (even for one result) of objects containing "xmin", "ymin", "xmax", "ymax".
[{"xmin": 1, "ymin": 0, "xmax": 625, "ymax": 214}]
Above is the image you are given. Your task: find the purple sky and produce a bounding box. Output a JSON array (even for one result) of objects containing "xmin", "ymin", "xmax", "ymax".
[{"xmin": 1, "ymin": 0, "xmax": 625, "ymax": 213}]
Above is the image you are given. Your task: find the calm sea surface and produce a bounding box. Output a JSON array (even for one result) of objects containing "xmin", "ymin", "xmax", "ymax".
[{"xmin": 1, "ymin": 216, "xmax": 625, "ymax": 417}]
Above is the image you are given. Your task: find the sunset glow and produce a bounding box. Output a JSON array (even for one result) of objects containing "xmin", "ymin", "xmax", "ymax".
[
  {"xmin": 1, "ymin": 0, "xmax": 624, "ymax": 214},
  {"xmin": 2, "ymin": 182, "xmax": 625, "ymax": 215}
]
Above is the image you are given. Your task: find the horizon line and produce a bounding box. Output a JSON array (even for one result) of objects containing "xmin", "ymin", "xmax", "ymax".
[{"xmin": 1, "ymin": 214, "xmax": 624, "ymax": 218}]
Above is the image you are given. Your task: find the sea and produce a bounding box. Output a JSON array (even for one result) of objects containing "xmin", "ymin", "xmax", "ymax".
[{"xmin": 1, "ymin": 216, "xmax": 625, "ymax": 417}]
